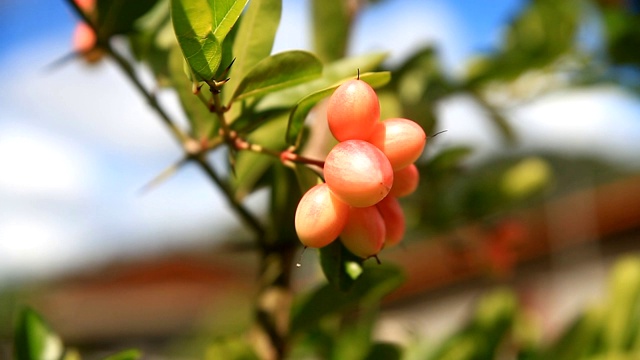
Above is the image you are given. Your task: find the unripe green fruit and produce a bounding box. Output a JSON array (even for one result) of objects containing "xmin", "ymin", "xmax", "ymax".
[
  {"xmin": 340, "ymin": 206, "xmax": 385, "ymax": 258},
  {"xmin": 295, "ymin": 183, "xmax": 349, "ymax": 248},
  {"xmin": 368, "ymin": 118, "xmax": 426, "ymax": 170},
  {"xmin": 324, "ymin": 140, "xmax": 393, "ymax": 208},
  {"xmin": 327, "ymin": 79, "xmax": 380, "ymax": 141},
  {"xmin": 389, "ymin": 163, "xmax": 419, "ymax": 198},
  {"xmin": 376, "ymin": 196, "xmax": 405, "ymax": 247}
]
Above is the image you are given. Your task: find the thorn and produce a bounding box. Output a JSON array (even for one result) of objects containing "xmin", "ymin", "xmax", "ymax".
[
  {"xmin": 429, "ymin": 129, "xmax": 448, "ymax": 138},
  {"xmin": 357, "ymin": 68, "xmax": 360, "ymax": 80},
  {"xmin": 296, "ymin": 246, "xmax": 307, "ymax": 268},
  {"xmin": 138, "ymin": 157, "xmax": 189, "ymax": 195},
  {"xmin": 42, "ymin": 51, "xmax": 80, "ymax": 73}
]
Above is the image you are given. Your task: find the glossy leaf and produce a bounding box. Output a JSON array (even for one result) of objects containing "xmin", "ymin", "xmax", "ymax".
[
  {"xmin": 171, "ymin": 0, "xmax": 222, "ymax": 80},
  {"xmin": 257, "ymin": 52, "xmax": 389, "ymax": 111},
  {"xmin": 210, "ymin": 0, "xmax": 249, "ymax": 41},
  {"xmin": 224, "ymin": 0, "xmax": 282, "ymax": 103},
  {"xmin": 231, "ymin": 114, "xmax": 289, "ymax": 199},
  {"xmin": 319, "ymin": 241, "xmax": 363, "ymax": 292},
  {"xmin": 14, "ymin": 307, "xmax": 64, "ymax": 360},
  {"xmin": 168, "ymin": 45, "xmax": 217, "ymax": 139},
  {"xmin": 286, "ymin": 71, "xmax": 391, "ymax": 147},
  {"xmin": 231, "ymin": 51, "xmax": 323, "ymax": 102}
]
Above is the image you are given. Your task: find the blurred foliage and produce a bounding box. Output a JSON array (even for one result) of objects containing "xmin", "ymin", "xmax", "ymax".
[{"xmin": 400, "ymin": 256, "xmax": 640, "ymax": 360}]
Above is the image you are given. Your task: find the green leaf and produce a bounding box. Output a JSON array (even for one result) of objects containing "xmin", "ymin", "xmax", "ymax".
[
  {"xmin": 102, "ymin": 349, "xmax": 142, "ymax": 360},
  {"xmin": 319, "ymin": 241, "xmax": 363, "ymax": 292},
  {"xmin": 311, "ymin": 0, "xmax": 350, "ymax": 62},
  {"xmin": 231, "ymin": 114, "xmax": 289, "ymax": 199},
  {"xmin": 210, "ymin": 0, "xmax": 249, "ymax": 41},
  {"xmin": 257, "ymin": 52, "xmax": 389, "ymax": 111},
  {"xmin": 171, "ymin": 0, "xmax": 222, "ymax": 81},
  {"xmin": 14, "ymin": 307, "xmax": 64, "ymax": 360},
  {"xmin": 231, "ymin": 51, "xmax": 323, "ymax": 102},
  {"xmin": 96, "ymin": 0, "xmax": 160, "ymax": 37},
  {"xmin": 285, "ymin": 71, "xmax": 391, "ymax": 147},
  {"xmin": 168, "ymin": 45, "xmax": 218, "ymax": 139},
  {"xmin": 293, "ymin": 163, "xmax": 322, "ymax": 194},
  {"xmin": 290, "ymin": 262, "xmax": 404, "ymax": 335},
  {"xmin": 224, "ymin": 0, "xmax": 282, "ymax": 103},
  {"xmin": 604, "ymin": 257, "xmax": 640, "ymax": 352}
]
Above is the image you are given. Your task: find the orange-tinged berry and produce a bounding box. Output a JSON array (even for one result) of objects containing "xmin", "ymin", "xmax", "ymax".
[
  {"xmin": 327, "ymin": 79, "xmax": 380, "ymax": 141},
  {"xmin": 389, "ymin": 163, "xmax": 419, "ymax": 198},
  {"xmin": 324, "ymin": 140, "xmax": 393, "ymax": 207},
  {"xmin": 295, "ymin": 183, "xmax": 349, "ymax": 248},
  {"xmin": 73, "ymin": 22, "xmax": 104, "ymax": 63},
  {"xmin": 368, "ymin": 118, "xmax": 426, "ymax": 170},
  {"xmin": 340, "ymin": 206, "xmax": 385, "ymax": 258},
  {"xmin": 376, "ymin": 196, "xmax": 405, "ymax": 247}
]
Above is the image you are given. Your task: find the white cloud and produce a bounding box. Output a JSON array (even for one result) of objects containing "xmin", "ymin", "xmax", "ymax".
[
  {"xmin": 0, "ymin": 35, "xmax": 182, "ymax": 159},
  {"xmin": 0, "ymin": 123, "xmax": 95, "ymax": 199},
  {"xmin": 510, "ymin": 86, "xmax": 640, "ymax": 167}
]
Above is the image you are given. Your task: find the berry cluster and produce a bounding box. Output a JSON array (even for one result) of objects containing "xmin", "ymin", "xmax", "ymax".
[{"xmin": 294, "ymin": 78, "xmax": 426, "ymax": 258}]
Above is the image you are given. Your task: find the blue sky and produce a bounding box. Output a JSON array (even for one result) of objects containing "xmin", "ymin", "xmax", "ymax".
[{"xmin": 1, "ymin": 0, "xmax": 639, "ymax": 284}]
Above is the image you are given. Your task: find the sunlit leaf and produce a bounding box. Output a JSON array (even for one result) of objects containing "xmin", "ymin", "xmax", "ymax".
[
  {"xmin": 171, "ymin": 0, "xmax": 222, "ymax": 80},
  {"xmin": 231, "ymin": 114, "xmax": 289, "ymax": 199},
  {"xmin": 14, "ymin": 307, "xmax": 64, "ymax": 360},
  {"xmin": 168, "ymin": 45, "xmax": 218, "ymax": 139},
  {"xmin": 257, "ymin": 52, "xmax": 388, "ymax": 111},
  {"xmin": 224, "ymin": 0, "xmax": 282, "ymax": 103},
  {"xmin": 210, "ymin": 0, "xmax": 249, "ymax": 41},
  {"xmin": 319, "ymin": 241, "xmax": 363, "ymax": 292},
  {"xmin": 285, "ymin": 71, "xmax": 391, "ymax": 147},
  {"xmin": 231, "ymin": 51, "xmax": 323, "ymax": 102}
]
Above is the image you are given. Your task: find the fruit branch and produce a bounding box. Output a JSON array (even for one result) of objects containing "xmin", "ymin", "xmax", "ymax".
[
  {"xmin": 203, "ymin": 77, "xmax": 325, "ymax": 170},
  {"xmin": 65, "ymin": 8, "xmax": 268, "ymax": 243}
]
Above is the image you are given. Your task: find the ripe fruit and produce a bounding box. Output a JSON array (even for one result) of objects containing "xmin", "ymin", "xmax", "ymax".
[
  {"xmin": 73, "ymin": 22, "xmax": 104, "ymax": 63},
  {"xmin": 340, "ymin": 206, "xmax": 385, "ymax": 258},
  {"xmin": 324, "ymin": 140, "xmax": 393, "ymax": 207},
  {"xmin": 376, "ymin": 196, "xmax": 405, "ymax": 247},
  {"xmin": 327, "ymin": 79, "xmax": 380, "ymax": 141},
  {"xmin": 389, "ymin": 163, "xmax": 419, "ymax": 198},
  {"xmin": 295, "ymin": 183, "xmax": 349, "ymax": 248},
  {"xmin": 73, "ymin": 22, "xmax": 97, "ymax": 53},
  {"xmin": 368, "ymin": 118, "xmax": 426, "ymax": 170}
]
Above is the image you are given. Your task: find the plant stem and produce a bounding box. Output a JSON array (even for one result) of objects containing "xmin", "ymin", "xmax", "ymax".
[{"xmin": 101, "ymin": 40, "xmax": 266, "ymax": 243}]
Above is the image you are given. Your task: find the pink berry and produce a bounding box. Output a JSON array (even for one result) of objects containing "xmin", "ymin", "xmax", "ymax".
[
  {"xmin": 327, "ymin": 79, "xmax": 380, "ymax": 141},
  {"xmin": 368, "ymin": 118, "xmax": 426, "ymax": 170},
  {"xmin": 324, "ymin": 140, "xmax": 393, "ymax": 207},
  {"xmin": 389, "ymin": 163, "xmax": 419, "ymax": 198},
  {"xmin": 376, "ymin": 196, "xmax": 405, "ymax": 247},
  {"xmin": 295, "ymin": 183, "xmax": 349, "ymax": 248},
  {"xmin": 340, "ymin": 206, "xmax": 385, "ymax": 258}
]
